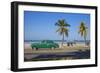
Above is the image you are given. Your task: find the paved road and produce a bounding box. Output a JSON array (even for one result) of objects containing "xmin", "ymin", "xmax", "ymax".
[{"xmin": 24, "ymin": 46, "xmax": 90, "ymax": 54}]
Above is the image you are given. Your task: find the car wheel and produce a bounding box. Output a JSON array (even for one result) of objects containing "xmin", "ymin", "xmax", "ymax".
[
  {"xmin": 32, "ymin": 47, "xmax": 35, "ymax": 50},
  {"xmin": 36, "ymin": 47, "xmax": 38, "ymax": 50}
]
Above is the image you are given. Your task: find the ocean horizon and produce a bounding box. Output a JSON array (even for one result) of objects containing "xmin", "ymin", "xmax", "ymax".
[{"xmin": 24, "ymin": 40, "xmax": 90, "ymax": 44}]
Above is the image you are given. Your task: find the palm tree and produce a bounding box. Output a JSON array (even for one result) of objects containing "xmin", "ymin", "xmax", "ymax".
[
  {"xmin": 78, "ymin": 21, "xmax": 88, "ymax": 45},
  {"xmin": 55, "ymin": 19, "xmax": 70, "ymax": 47}
]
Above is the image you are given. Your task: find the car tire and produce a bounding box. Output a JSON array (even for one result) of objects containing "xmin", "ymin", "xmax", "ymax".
[
  {"xmin": 36, "ymin": 47, "xmax": 38, "ymax": 50},
  {"xmin": 32, "ymin": 47, "xmax": 35, "ymax": 50}
]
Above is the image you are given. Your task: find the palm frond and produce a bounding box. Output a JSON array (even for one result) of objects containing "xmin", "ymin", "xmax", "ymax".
[
  {"xmin": 55, "ymin": 19, "xmax": 70, "ymax": 27},
  {"xmin": 56, "ymin": 28, "xmax": 61, "ymax": 32},
  {"xmin": 64, "ymin": 23, "xmax": 70, "ymax": 27},
  {"xmin": 78, "ymin": 21, "xmax": 88, "ymax": 39}
]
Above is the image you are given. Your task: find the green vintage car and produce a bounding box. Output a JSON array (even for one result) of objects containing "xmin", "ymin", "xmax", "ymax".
[{"xmin": 31, "ymin": 40, "xmax": 59, "ymax": 50}]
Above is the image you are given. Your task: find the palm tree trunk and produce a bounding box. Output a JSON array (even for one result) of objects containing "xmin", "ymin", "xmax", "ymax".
[
  {"xmin": 84, "ymin": 36, "xmax": 86, "ymax": 45},
  {"xmin": 62, "ymin": 33, "xmax": 64, "ymax": 47}
]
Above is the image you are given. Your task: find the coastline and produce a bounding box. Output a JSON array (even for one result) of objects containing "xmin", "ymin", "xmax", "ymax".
[
  {"xmin": 24, "ymin": 42, "xmax": 90, "ymax": 61},
  {"xmin": 24, "ymin": 43, "xmax": 90, "ymax": 54}
]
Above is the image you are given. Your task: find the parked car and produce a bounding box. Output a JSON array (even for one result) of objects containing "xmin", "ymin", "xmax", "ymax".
[{"xmin": 31, "ymin": 40, "xmax": 59, "ymax": 50}]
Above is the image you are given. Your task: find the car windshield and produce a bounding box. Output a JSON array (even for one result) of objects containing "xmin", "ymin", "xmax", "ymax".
[{"xmin": 41, "ymin": 40, "xmax": 54, "ymax": 43}]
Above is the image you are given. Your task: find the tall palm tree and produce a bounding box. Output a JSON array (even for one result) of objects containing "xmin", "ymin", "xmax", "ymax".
[
  {"xmin": 78, "ymin": 21, "xmax": 88, "ymax": 45},
  {"xmin": 55, "ymin": 19, "xmax": 70, "ymax": 47}
]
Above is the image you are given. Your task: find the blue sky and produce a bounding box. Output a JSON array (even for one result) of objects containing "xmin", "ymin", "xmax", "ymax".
[{"xmin": 24, "ymin": 11, "xmax": 90, "ymax": 41}]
